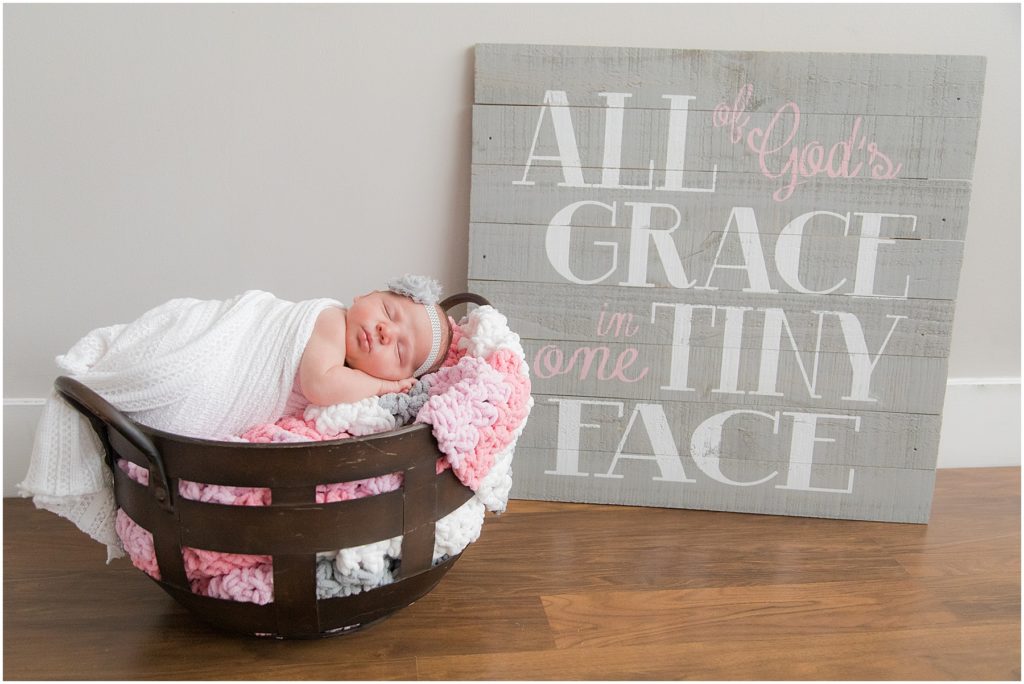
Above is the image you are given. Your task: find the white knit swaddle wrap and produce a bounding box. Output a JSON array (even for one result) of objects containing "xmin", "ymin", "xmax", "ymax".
[{"xmin": 18, "ymin": 290, "xmax": 344, "ymax": 561}]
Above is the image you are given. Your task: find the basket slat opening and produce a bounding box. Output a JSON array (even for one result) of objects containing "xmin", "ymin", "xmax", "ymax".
[{"xmin": 112, "ymin": 432, "xmax": 476, "ymax": 638}]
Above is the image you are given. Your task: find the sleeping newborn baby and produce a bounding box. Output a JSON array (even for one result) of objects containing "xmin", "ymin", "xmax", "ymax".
[
  {"xmin": 298, "ymin": 275, "xmax": 454, "ymax": 405},
  {"xmin": 19, "ymin": 273, "xmax": 456, "ymax": 561}
]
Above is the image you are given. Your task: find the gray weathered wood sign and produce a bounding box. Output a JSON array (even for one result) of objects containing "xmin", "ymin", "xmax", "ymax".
[{"xmin": 469, "ymin": 43, "xmax": 985, "ymax": 522}]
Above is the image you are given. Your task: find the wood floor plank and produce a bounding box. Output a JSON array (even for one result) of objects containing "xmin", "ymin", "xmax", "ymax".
[
  {"xmin": 4, "ymin": 621, "xmax": 421, "ymax": 681},
  {"xmin": 417, "ymin": 624, "xmax": 1021, "ymax": 680},
  {"xmin": 540, "ymin": 578, "xmax": 970, "ymax": 650},
  {"xmin": 4, "ymin": 467, "xmax": 1019, "ymax": 680},
  {"xmin": 444, "ymin": 503, "xmax": 911, "ymax": 599},
  {"xmin": 334, "ymin": 590, "xmax": 557, "ymax": 658},
  {"xmin": 868, "ymin": 469, "xmax": 1021, "ymax": 580},
  {"xmin": 141, "ymin": 658, "xmax": 420, "ymax": 681},
  {"xmin": 893, "ymin": 537, "xmax": 1021, "ymax": 578},
  {"xmin": 3, "ymin": 499, "xmax": 115, "ymax": 582},
  {"xmin": 3, "ymin": 588, "xmax": 554, "ymax": 678}
]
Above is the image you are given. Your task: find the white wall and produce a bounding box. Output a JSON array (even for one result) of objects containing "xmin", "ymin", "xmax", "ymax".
[{"xmin": 4, "ymin": 3, "xmax": 1020, "ymax": 495}]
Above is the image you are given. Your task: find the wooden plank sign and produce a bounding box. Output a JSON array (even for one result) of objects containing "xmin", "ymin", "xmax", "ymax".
[{"xmin": 469, "ymin": 44, "xmax": 985, "ymax": 523}]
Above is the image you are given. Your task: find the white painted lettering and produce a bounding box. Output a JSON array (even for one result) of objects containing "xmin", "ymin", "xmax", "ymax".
[
  {"xmin": 597, "ymin": 403, "xmax": 696, "ymax": 482},
  {"xmin": 515, "ymin": 90, "xmax": 590, "ymax": 188},
  {"xmin": 699, "ymin": 207, "xmax": 778, "ymax": 294},
  {"xmin": 618, "ymin": 202, "xmax": 695, "ymax": 288},
  {"xmin": 545, "ymin": 398, "xmax": 625, "ymax": 477},
  {"xmin": 776, "ymin": 412, "xmax": 860, "ymax": 493},
  {"xmin": 775, "ymin": 211, "xmax": 852, "ymax": 294},
  {"xmin": 690, "ymin": 409, "xmax": 780, "ymax": 486},
  {"xmin": 546, "ymin": 200, "xmax": 619, "ymax": 284}
]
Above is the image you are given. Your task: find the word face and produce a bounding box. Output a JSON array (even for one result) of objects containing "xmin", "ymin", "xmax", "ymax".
[{"xmin": 547, "ymin": 398, "xmax": 859, "ymax": 493}]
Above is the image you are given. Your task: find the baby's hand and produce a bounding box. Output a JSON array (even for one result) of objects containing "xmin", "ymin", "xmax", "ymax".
[{"xmin": 380, "ymin": 377, "xmax": 416, "ymax": 395}]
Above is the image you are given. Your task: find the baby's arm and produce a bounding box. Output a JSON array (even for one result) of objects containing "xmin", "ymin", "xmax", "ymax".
[
  {"xmin": 310, "ymin": 365, "xmax": 399, "ymax": 405},
  {"xmin": 299, "ymin": 307, "xmax": 412, "ymax": 406}
]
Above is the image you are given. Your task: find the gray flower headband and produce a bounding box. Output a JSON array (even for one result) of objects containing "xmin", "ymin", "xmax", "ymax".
[{"xmin": 386, "ymin": 274, "xmax": 445, "ymax": 377}]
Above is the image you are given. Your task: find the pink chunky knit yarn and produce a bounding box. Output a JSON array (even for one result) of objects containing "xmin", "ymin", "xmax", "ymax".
[
  {"xmin": 178, "ymin": 480, "xmax": 271, "ymax": 507},
  {"xmin": 417, "ymin": 355, "xmax": 511, "ymax": 490},
  {"xmin": 276, "ymin": 415, "xmax": 328, "ymax": 440},
  {"xmin": 475, "ymin": 349, "xmax": 531, "ymax": 460},
  {"xmin": 115, "ymin": 509, "xmax": 160, "ymax": 580},
  {"xmin": 200, "ymin": 565, "xmax": 274, "ymax": 605},
  {"xmin": 183, "ymin": 547, "xmax": 270, "ymax": 584},
  {"xmin": 444, "ymin": 317, "xmax": 468, "ymax": 365},
  {"xmin": 241, "ymin": 416, "xmax": 330, "ymax": 443},
  {"xmin": 317, "ymin": 472, "xmax": 403, "ymax": 503},
  {"xmin": 488, "ymin": 349, "xmax": 531, "ymax": 417}
]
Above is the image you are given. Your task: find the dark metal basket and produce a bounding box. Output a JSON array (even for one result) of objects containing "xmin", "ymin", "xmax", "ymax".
[{"xmin": 54, "ymin": 292, "xmax": 490, "ymax": 639}]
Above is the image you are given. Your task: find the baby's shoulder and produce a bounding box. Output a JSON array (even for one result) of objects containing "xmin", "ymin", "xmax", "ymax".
[{"xmin": 311, "ymin": 305, "xmax": 347, "ymax": 345}]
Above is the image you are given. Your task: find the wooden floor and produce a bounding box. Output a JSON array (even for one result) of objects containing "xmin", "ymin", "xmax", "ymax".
[{"xmin": 4, "ymin": 467, "xmax": 1020, "ymax": 680}]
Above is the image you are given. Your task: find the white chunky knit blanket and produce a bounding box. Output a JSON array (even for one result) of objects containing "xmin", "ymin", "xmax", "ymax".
[{"xmin": 17, "ymin": 290, "xmax": 344, "ymax": 561}]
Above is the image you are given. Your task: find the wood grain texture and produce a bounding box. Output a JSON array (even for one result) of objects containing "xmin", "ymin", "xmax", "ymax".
[
  {"xmin": 472, "ymin": 104, "xmax": 981, "ymax": 179},
  {"xmin": 469, "ymin": 164, "xmax": 972, "ymax": 240},
  {"xmin": 514, "ymin": 397, "xmax": 942, "ymax": 469},
  {"xmin": 469, "ymin": 221, "xmax": 966, "ymax": 301},
  {"xmin": 466, "ymin": 279, "xmax": 957, "ymax": 356},
  {"xmin": 3, "ymin": 467, "xmax": 1019, "ymax": 680},
  {"xmin": 491, "ymin": 342, "xmax": 949, "ymax": 413},
  {"xmin": 508, "ymin": 446, "xmax": 939, "ymax": 524},
  {"xmin": 418, "ymin": 625, "xmax": 1017, "ymax": 680},
  {"xmin": 474, "ymin": 44, "xmax": 986, "ymax": 117}
]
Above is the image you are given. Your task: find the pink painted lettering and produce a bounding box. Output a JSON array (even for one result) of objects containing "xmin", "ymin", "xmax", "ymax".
[
  {"xmin": 596, "ymin": 303, "xmax": 642, "ymax": 338},
  {"xmin": 713, "ymin": 83, "xmax": 904, "ymax": 201},
  {"xmin": 712, "ymin": 83, "xmax": 753, "ymax": 144},
  {"xmin": 533, "ymin": 343, "xmax": 649, "ymax": 383}
]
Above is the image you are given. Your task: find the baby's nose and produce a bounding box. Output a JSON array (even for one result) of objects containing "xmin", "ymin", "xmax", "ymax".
[{"xmin": 376, "ymin": 321, "xmax": 393, "ymax": 343}]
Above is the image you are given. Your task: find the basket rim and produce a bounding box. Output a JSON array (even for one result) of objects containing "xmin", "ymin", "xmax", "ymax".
[{"xmin": 132, "ymin": 416, "xmax": 432, "ymax": 450}]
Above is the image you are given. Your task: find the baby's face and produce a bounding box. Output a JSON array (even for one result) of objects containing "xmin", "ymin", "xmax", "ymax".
[{"xmin": 345, "ymin": 290, "xmax": 444, "ymax": 381}]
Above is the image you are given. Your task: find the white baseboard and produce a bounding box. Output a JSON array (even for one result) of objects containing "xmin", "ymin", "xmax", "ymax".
[
  {"xmin": 4, "ymin": 401, "xmax": 46, "ymax": 498},
  {"xmin": 4, "ymin": 380, "xmax": 1020, "ymax": 497},
  {"xmin": 935, "ymin": 379, "xmax": 1021, "ymax": 468}
]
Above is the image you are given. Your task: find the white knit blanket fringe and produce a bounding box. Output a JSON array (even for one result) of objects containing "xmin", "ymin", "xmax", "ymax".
[{"xmin": 17, "ymin": 290, "xmax": 343, "ymax": 562}]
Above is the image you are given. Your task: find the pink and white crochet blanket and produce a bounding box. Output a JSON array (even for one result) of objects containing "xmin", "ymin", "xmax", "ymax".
[{"xmin": 116, "ymin": 305, "xmax": 533, "ymax": 604}]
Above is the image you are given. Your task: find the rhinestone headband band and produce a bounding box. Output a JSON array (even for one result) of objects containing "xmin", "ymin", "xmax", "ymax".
[{"xmin": 414, "ymin": 304, "xmax": 443, "ymax": 377}]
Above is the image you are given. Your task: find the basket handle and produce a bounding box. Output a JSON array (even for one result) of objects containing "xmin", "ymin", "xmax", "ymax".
[
  {"xmin": 55, "ymin": 376, "xmax": 174, "ymax": 512},
  {"xmin": 440, "ymin": 292, "xmax": 490, "ymax": 311}
]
